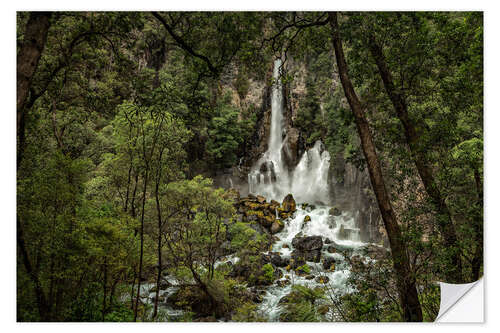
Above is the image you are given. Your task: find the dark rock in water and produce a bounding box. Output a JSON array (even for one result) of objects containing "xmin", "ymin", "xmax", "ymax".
[
  {"xmin": 270, "ymin": 220, "xmax": 284, "ymax": 234},
  {"xmin": 303, "ymin": 215, "xmax": 311, "ymax": 223},
  {"xmin": 159, "ymin": 279, "xmax": 172, "ymax": 290},
  {"xmin": 322, "ymin": 257, "xmax": 337, "ymax": 270},
  {"xmin": 277, "ymin": 279, "xmax": 291, "ymax": 287},
  {"xmin": 292, "ymin": 235, "xmax": 323, "ymax": 251},
  {"xmin": 324, "ymin": 238, "xmax": 332, "ymax": 244},
  {"xmin": 329, "ymin": 207, "xmax": 341, "ymax": 216},
  {"xmin": 282, "ymin": 243, "xmax": 290, "ymax": 249},
  {"xmin": 315, "ymin": 276, "xmax": 330, "ymax": 284},
  {"xmin": 327, "ymin": 246, "xmax": 337, "ymax": 253},
  {"xmin": 282, "ymin": 194, "xmax": 297, "ymax": 213},
  {"xmin": 301, "ymin": 203, "xmax": 309, "ymax": 210},
  {"xmin": 248, "ymin": 193, "xmax": 257, "ymax": 200},
  {"xmin": 305, "ymin": 275, "xmax": 315, "ymax": 280},
  {"xmin": 292, "ymin": 249, "xmax": 321, "ymax": 264},
  {"xmin": 278, "ymin": 295, "xmax": 290, "ymax": 304},
  {"xmin": 270, "ymin": 253, "xmax": 289, "ymax": 267}
]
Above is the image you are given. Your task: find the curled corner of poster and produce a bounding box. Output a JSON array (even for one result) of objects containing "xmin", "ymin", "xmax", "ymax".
[{"xmin": 435, "ymin": 278, "xmax": 484, "ymax": 322}]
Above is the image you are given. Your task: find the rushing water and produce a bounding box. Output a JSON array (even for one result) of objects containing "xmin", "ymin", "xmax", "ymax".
[
  {"xmin": 248, "ymin": 59, "xmax": 331, "ymax": 204},
  {"xmin": 247, "ymin": 59, "xmax": 369, "ymax": 321}
]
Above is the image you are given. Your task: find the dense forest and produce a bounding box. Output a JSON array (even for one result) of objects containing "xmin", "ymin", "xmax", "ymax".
[{"xmin": 16, "ymin": 11, "xmax": 482, "ymax": 322}]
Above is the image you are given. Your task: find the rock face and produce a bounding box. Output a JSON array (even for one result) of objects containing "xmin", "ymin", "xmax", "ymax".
[{"xmin": 338, "ymin": 225, "xmax": 356, "ymax": 240}]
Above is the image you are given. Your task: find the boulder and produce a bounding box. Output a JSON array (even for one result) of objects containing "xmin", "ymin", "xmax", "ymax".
[
  {"xmin": 303, "ymin": 215, "xmax": 311, "ymax": 223},
  {"xmin": 327, "ymin": 246, "xmax": 336, "ymax": 254},
  {"xmin": 305, "ymin": 275, "xmax": 315, "ymax": 280},
  {"xmin": 315, "ymin": 276, "xmax": 330, "ymax": 284},
  {"xmin": 322, "ymin": 257, "xmax": 337, "ymax": 271},
  {"xmin": 277, "ymin": 279, "xmax": 291, "ymax": 287},
  {"xmin": 256, "ymin": 195, "xmax": 266, "ymax": 203},
  {"xmin": 291, "ymin": 249, "xmax": 321, "ymax": 264},
  {"xmin": 270, "ymin": 253, "xmax": 289, "ymax": 268},
  {"xmin": 282, "ymin": 194, "xmax": 297, "ymax": 213},
  {"xmin": 292, "ymin": 235, "xmax": 323, "ymax": 251},
  {"xmin": 329, "ymin": 207, "xmax": 341, "ymax": 216},
  {"xmin": 324, "ymin": 238, "xmax": 332, "ymax": 244},
  {"xmin": 270, "ymin": 220, "xmax": 284, "ymax": 234}
]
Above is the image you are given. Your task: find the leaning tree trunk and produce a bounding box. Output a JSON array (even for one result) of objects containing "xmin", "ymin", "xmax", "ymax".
[
  {"xmin": 367, "ymin": 34, "xmax": 463, "ymax": 283},
  {"xmin": 328, "ymin": 12, "xmax": 423, "ymax": 321}
]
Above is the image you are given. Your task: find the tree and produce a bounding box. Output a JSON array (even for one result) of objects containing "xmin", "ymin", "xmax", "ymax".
[
  {"xmin": 328, "ymin": 12, "xmax": 422, "ymax": 321},
  {"xmin": 161, "ymin": 176, "xmax": 235, "ymax": 315}
]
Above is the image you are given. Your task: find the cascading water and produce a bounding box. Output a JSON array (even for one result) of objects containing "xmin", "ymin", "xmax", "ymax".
[
  {"xmin": 248, "ymin": 59, "xmax": 370, "ymax": 321},
  {"xmin": 248, "ymin": 59, "xmax": 331, "ymax": 204}
]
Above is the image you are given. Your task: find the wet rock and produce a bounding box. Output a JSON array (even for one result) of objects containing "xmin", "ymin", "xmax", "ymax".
[
  {"xmin": 270, "ymin": 253, "xmax": 289, "ymax": 267},
  {"xmin": 269, "ymin": 199, "xmax": 280, "ymax": 211},
  {"xmin": 282, "ymin": 194, "xmax": 297, "ymax": 213},
  {"xmin": 305, "ymin": 275, "xmax": 315, "ymax": 280},
  {"xmin": 292, "ymin": 249, "xmax": 321, "ymax": 264},
  {"xmin": 338, "ymin": 225, "xmax": 356, "ymax": 240},
  {"xmin": 301, "ymin": 203, "xmax": 309, "ymax": 210},
  {"xmin": 292, "ymin": 235, "xmax": 323, "ymax": 251},
  {"xmin": 282, "ymin": 244, "xmax": 290, "ymax": 249},
  {"xmin": 322, "ymin": 257, "xmax": 336, "ymax": 271},
  {"xmin": 256, "ymin": 195, "xmax": 266, "ymax": 203},
  {"xmin": 324, "ymin": 238, "xmax": 332, "ymax": 244},
  {"xmin": 277, "ymin": 279, "xmax": 291, "ymax": 287},
  {"xmin": 360, "ymin": 244, "xmax": 390, "ymax": 260},
  {"xmin": 303, "ymin": 215, "xmax": 311, "ymax": 223},
  {"xmin": 327, "ymin": 246, "xmax": 336, "ymax": 253},
  {"xmin": 329, "ymin": 207, "xmax": 341, "ymax": 216},
  {"xmin": 315, "ymin": 276, "xmax": 330, "ymax": 284},
  {"xmin": 270, "ymin": 220, "xmax": 284, "ymax": 234}
]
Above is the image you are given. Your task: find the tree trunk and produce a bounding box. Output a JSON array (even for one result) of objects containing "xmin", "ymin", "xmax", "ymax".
[
  {"xmin": 471, "ymin": 167, "xmax": 483, "ymax": 280},
  {"xmin": 133, "ymin": 171, "xmax": 148, "ymax": 321},
  {"xmin": 17, "ymin": 12, "xmax": 52, "ymax": 143},
  {"xmin": 328, "ymin": 12, "xmax": 423, "ymax": 321},
  {"xmin": 366, "ymin": 34, "xmax": 463, "ymax": 283},
  {"xmin": 153, "ymin": 175, "xmax": 163, "ymax": 319},
  {"xmin": 17, "ymin": 217, "xmax": 50, "ymax": 321}
]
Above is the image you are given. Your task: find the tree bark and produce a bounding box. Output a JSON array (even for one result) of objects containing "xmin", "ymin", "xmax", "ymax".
[
  {"xmin": 133, "ymin": 171, "xmax": 148, "ymax": 321},
  {"xmin": 17, "ymin": 12, "xmax": 51, "ymax": 126},
  {"xmin": 366, "ymin": 33, "xmax": 463, "ymax": 283},
  {"xmin": 328, "ymin": 12, "xmax": 423, "ymax": 321}
]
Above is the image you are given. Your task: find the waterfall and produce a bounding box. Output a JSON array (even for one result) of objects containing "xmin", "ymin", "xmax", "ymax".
[{"xmin": 248, "ymin": 59, "xmax": 331, "ymax": 205}]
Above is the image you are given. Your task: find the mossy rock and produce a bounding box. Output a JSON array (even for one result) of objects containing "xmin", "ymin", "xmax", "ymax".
[
  {"xmin": 315, "ymin": 276, "xmax": 330, "ymax": 284},
  {"xmin": 303, "ymin": 215, "xmax": 311, "ymax": 223},
  {"xmin": 329, "ymin": 207, "xmax": 341, "ymax": 216},
  {"xmin": 270, "ymin": 219, "xmax": 284, "ymax": 234}
]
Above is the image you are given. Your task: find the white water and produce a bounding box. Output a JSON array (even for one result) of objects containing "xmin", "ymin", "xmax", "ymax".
[
  {"xmin": 248, "ymin": 59, "xmax": 331, "ymax": 204},
  {"xmin": 246, "ymin": 59, "xmax": 369, "ymax": 321}
]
